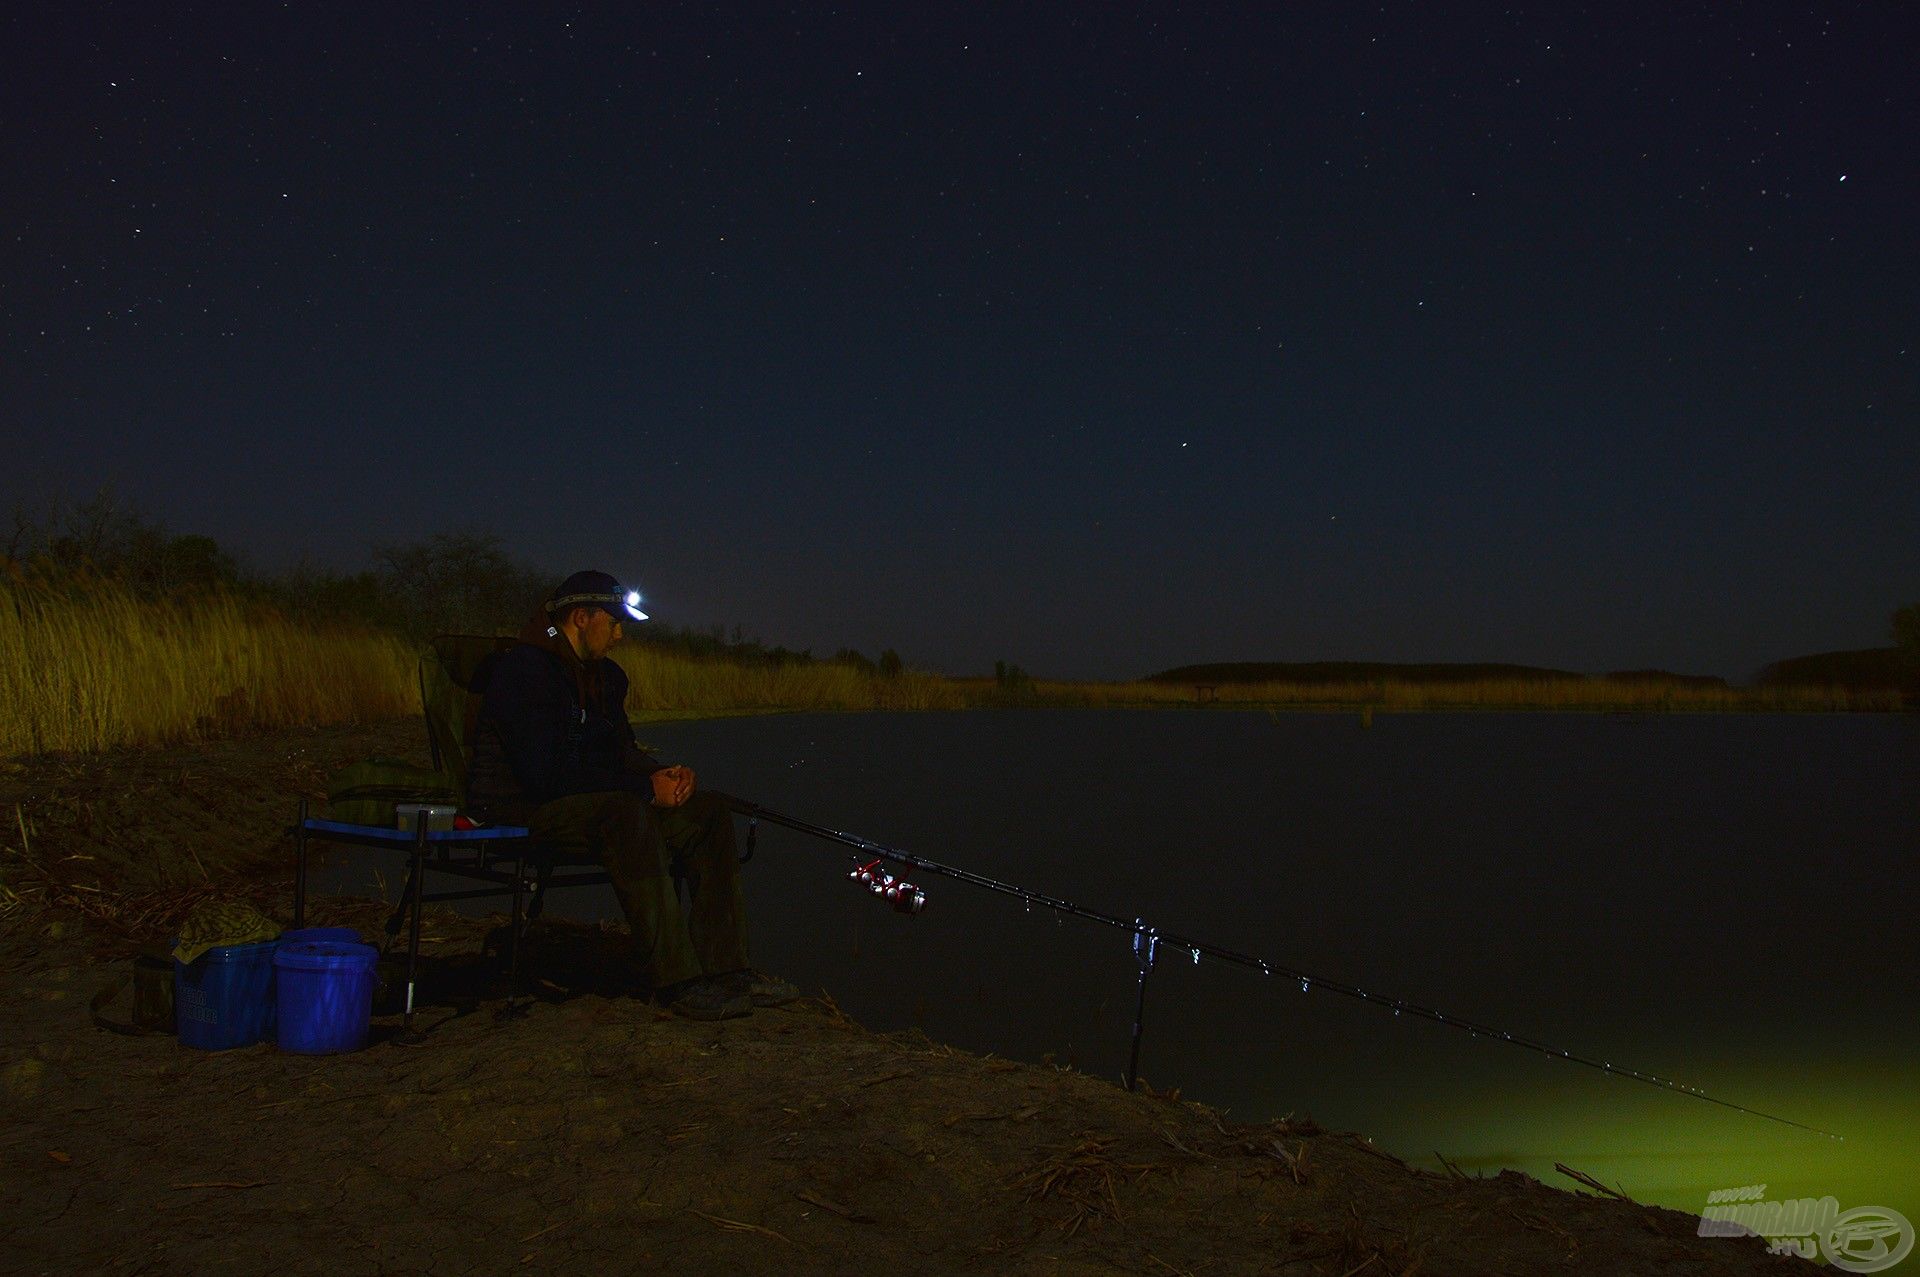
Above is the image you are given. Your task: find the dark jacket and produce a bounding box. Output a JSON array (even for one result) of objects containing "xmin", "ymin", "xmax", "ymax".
[{"xmin": 465, "ymin": 618, "xmax": 663, "ymax": 825}]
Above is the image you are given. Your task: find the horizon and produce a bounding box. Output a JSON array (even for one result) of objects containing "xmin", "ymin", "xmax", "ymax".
[{"xmin": 6, "ymin": 503, "xmax": 1893, "ymax": 685}]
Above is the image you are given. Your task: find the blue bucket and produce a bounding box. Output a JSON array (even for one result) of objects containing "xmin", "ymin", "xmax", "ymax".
[
  {"xmin": 281, "ymin": 926, "xmax": 361, "ymax": 946},
  {"xmin": 275, "ymin": 941, "xmax": 378, "ymax": 1054},
  {"xmin": 174, "ymin": 939, "xmax": 279, "ymax": 1051}
]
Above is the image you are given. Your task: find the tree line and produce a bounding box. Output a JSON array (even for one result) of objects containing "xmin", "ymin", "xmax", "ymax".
[{"xmin": 4, "ymin": 489, "xmax": 907, "ymax": 673}]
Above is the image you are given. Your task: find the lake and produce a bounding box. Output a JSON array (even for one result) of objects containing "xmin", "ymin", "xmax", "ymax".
[{"xmin": 313, "ymin": 709, "xmax": 1920, "ymax": 1228}]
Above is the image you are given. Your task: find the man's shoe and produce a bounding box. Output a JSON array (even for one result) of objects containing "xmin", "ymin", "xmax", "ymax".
[
  {"xmin": 661, "ymin": 977, "xmax": 751, "ymax": 1021},
  {"xmin": 713, "ymin": 968, "xmax": 800, "ymax": 1007}
]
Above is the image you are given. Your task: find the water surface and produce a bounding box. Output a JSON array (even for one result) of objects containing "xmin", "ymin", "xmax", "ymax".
[{"xmin": 317, "ymin": 709, "xmax": 1920, "ymax": 1226}]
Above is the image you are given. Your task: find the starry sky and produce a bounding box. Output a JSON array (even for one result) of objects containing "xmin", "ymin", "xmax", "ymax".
[{"xmin": 5, "ymin": 3, "xmax": 1915, "ymax": 680}]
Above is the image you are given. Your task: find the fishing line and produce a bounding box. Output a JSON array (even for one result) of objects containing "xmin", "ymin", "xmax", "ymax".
[{"xmin": 730, "ymin": 799, "xmax": 1841, "ymax": 1140}]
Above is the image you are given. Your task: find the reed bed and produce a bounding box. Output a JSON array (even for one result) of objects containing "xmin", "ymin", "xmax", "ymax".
[
  {"xmin": 0, "ymin": 573, "xmax": 417, "ymax": 756},
  {"xmin": 0, "ymin": 571, "xmax": 972, "ymax": 758},
  {"xmin": 613, "ymin": 646, "xmax": 970, "ymax": 714}
]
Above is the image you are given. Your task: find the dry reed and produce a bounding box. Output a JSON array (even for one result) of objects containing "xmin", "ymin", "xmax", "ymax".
[
  {"xmin": 613, "ymin": 647, "xmax": 969, "ymax": 715},
  {"xmin": 0, "ymin": 573, "xmax": 416, "ymax": 756},
  {"xmin": 0, "ymin": 572, "xmax": 970, "ymax": 758}
]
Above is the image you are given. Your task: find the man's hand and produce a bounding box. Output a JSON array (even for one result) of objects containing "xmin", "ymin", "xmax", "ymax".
[{"xmin": 651, "ymin": 765, "xmax": 695, "ymax": 808}]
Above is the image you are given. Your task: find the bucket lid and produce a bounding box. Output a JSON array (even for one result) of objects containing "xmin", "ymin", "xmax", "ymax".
[
  {"xmin": 281, "ymin": 926, "xmax": 361, "ymax": 945},
  {"xmin": 273, "ymin": 941, "xmax": 379, "ymax": 972}
]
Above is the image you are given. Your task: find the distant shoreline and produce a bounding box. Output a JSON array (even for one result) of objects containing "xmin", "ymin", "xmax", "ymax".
[
  {"xmin": 942, "ymin": 673, "xmax": 1903, "ymax": 716},
  {"xmin": 1142, "ymin": 651, "xmax": 1913, "ymax": 694}
]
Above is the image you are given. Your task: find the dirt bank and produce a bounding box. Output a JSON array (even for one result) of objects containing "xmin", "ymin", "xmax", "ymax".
[{"xmin": 0, "ymin": 724, "xmax": 1808, "ymax": 1274}]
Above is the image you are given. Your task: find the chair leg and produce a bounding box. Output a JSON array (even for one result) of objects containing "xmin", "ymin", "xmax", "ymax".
[
  {"xmin": 294, "ymin": 799, "xmax": 309, "ymax": 929},
  {"xmin": 398, "ymin": 830, "xmax": 428, "ymax": 1043},
  {"xmin": 500, "ymin": 855, "xmax": 530, "ymax": 1021}
]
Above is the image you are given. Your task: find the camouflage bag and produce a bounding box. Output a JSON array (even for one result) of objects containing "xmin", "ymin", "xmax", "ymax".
[{"xmin": 324, "ymin": 756, "xmax": 459, "ymax": 826}]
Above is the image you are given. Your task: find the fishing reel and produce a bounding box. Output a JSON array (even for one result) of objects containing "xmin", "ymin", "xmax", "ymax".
[{"xmin": 849, "ymin": 859, "xmax": 927, "ymax": 915}]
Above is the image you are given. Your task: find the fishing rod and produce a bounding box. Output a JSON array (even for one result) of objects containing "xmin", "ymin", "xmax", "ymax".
[{"xmin": 728, "ymin": 798, "xmax": 1841, "ymax": 1140}]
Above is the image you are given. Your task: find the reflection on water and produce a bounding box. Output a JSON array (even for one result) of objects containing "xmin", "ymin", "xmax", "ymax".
[{"xmin": 312, "ymin": 709, "xmax": 1920, "ymax": 1225}]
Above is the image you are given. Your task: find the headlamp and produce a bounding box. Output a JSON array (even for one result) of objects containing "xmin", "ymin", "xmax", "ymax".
[{"xmin": 545, "ymin": 585, "xmax": 649, "ymax": 623}]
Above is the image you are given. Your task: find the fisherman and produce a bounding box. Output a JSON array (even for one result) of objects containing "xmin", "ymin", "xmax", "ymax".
[{"xmin": 465, "ymin": 569, "xmax": 797, "ymax": 1020}]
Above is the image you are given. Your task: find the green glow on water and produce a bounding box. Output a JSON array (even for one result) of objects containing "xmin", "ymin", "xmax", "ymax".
[{"xmin": 1361, "ymin": 1051, "xmax": 1919, "ymax": 1240}]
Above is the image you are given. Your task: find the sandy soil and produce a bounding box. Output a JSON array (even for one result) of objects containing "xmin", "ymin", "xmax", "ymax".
[{"xmin": 0, "ymin": 722, "xmax": 1812, "ymax": 1275}]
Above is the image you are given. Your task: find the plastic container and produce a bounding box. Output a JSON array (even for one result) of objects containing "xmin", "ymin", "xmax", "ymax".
[
  {"xmin": 281, "ymin": 926, "xmax": 370, "ymax": 1009},
  {"xmin": 394, "ymin": 803, "xmax": 458, "ymax": 833},
  {"xmin": 281, "ymin": 926, "xmax": 361, "ymax": 946},
  {"xmin": 274, "ymin": 941, "xmax": 379, "ymax": 1054},
  {"xmin": 173, "ymin": 939, "xmax": 279, "ymax": 1050}
]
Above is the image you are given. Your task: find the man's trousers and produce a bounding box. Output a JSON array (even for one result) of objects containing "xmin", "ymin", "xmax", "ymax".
[{"xmin": 527, "ymin": 789, "xmax": 748, "ymax": 989}]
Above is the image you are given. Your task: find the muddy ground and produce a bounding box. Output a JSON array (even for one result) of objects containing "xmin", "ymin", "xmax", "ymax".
[{"xmin": 0, "ymin": 722, "xmax": 1810, "ymax": 1275}]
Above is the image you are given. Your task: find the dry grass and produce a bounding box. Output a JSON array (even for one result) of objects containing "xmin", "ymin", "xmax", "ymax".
[
  {"xmin": 0, "ymin": 571, "xmax": 417, "ymax": 756},
  {"xmin": 612, "ymin": 646, "xmax": 969, "ymax": 715},
  {"xmin": 0, "ymin": 572, "xmax": 970, "ymax": 759}
]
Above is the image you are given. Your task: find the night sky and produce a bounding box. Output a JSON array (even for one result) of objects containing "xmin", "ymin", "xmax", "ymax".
[{"xmin": 5, "ymin": 3, "xmax": 1914, "ymax": 680}]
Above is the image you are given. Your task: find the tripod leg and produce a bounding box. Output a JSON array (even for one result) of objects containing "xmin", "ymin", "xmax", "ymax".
[{"xmin": 397, "ymin": 816, "xmax": 429, "ymax": 1043}]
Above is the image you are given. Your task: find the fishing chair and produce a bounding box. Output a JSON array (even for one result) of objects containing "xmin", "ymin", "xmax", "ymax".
[{"xmin": 291, "ymin": 634, "xmax": 613, "ymax": 1036}]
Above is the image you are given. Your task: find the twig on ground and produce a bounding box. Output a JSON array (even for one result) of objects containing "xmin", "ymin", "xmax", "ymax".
[
  {"xmin": 1347, "ymin": 1137, "xmax": 1408, "ymax": 1168},
  {"xmin": 1010, "ymin": 1135, "xmax": 1162, "ymax": 1234},
  {"xmin": 1555, "ymin": 1163, "xmax": 1632, "ymax": 1202},
  {"xmin": 807, "ymin": 990, "xmax": 855, "ymax": 1028},
  {"xmin": 1159, "ymin": 1129, "xmax": 1212, "ymax": 1159},
  {"xmin": 1269, "ymin": 1139, "xmax": 1309, "ymax": 1185},
  {"xmin": 687, "ymin": 1208, "xmax": 804, "ymax": 1248},
  {"xmin": 944, "ymin": 1104, "xmax": 1044, "ymax": 1127},
  {"xmin": 796, "ymin": 1190, "xmax": 874, "ymax": 1222},
  {"xmin": 1516, "ymin": 1208, "xmax": 1580, "ymax": 1258},
  {"xmin": 645, "ymin": 1073, "xmax": 715, "ymax": 1089}
]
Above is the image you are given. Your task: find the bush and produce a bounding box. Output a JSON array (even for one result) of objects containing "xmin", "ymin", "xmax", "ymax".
[
  {"xmin": 5, "ymin": 490, "xmax": 239, "ymax": 593},
  {"xmin": 1894, "ymin": 603, "xmax": 1920, "ymax": 707},
  {"xmin": 833, "ymin": 648, "xmax": 878, "ymax": 675},
  {"xmin": 1894, "ymin": 603, "xmax": 1920, "ymax": 656}
]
